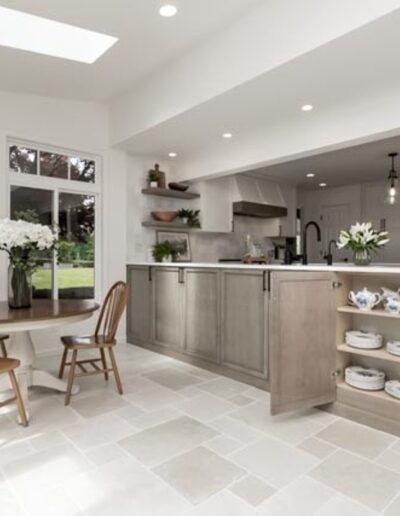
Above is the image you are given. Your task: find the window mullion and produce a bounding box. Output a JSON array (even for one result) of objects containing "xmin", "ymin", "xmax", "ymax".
[{"xmin": 52, "ymin": 188, "xmax": 59, "ymax": 300}]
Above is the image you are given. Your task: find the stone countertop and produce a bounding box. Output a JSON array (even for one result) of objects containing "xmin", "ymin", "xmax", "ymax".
[{"xmin": 127, "ymin": 262, "xmax": 400, "ymax": 274}]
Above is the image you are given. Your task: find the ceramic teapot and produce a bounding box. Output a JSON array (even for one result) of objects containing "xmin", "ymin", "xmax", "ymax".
[
  {"xmin": 382, "ymin": 287, "xmax": 400, "ymax": 301},
  {"xmin": 348, "ymin": 288, "xmax": 382, "ymax": 311},
  {"xmin": 385, "ymin": 296, "xmax": 400, "ymax": 314}
]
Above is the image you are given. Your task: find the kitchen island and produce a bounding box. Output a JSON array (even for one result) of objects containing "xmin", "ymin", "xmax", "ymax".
[{"xmin": 127, "ymin": 262, "xmax": 400, "ymax": 436}]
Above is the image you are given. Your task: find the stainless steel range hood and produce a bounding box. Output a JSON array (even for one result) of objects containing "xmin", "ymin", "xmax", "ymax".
[{"xmin": 232, "ymin": 176, "xmax": 288, "ymax": 218}]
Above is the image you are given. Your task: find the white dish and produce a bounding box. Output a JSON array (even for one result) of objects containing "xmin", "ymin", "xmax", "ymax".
[
  {"xmin": 345, "ymin": 366, "xmax": 385, "ymax": 391},
  {"xmin": 385, "ymin": 380, "xmax": 400, "ymax": 400},
  {"xmin": 382, "ymin": 287, "xmax": 400, "ymax": 301},
  {"xmin": 345, "ymin": 331, "xmax": 383, "ymax": 350},
  {"xmin": 387, "ymin": 341, "xmax": 400, "ymax": 357}
]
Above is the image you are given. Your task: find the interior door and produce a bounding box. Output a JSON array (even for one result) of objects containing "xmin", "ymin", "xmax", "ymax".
[{"xmin": 270, "ymin": 271, "xmax": 337, "ymax": 415}]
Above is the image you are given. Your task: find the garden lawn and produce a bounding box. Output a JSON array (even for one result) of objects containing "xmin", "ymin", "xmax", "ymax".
[{"xmin": 33, "ymin": 268, "xmax": 94, "ymax": 290}]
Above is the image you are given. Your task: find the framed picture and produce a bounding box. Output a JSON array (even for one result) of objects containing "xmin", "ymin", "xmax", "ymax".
[{"xmin": 157, "ymin": 231, "xmax": 192, "ymax": 262}]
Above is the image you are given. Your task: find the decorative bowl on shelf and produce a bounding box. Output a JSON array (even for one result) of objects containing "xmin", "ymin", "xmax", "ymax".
[
  {"xmin": 168, "ymin": 182, "xmax": 189, "ymax": 192},
  {"xmin": 345, "ymin": 330, "xmax": 383, "ymax": 350},
  {"xmin": 385, "ymin": 380, "xmax": 400, "ymax": 400},
  {"xmin": 151, "ymin": 211, "xmax": 178, "ymax": 223},
  {"xmin": 345, "ymin": 366, "xmax": 385, "ymax": 391}
]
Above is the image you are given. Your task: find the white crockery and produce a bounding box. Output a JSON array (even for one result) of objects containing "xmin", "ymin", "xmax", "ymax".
[
  {"xmin": 382, "ymin": 286, "xmax": 400, "ymax": 301},
  {"xmin": 345, "ymin": 366, "xmax": 385, "ymax": 391},
  {"xmin": 345, "ymin": 331, "xmax": 383, "ymax": 350},
  {"xmin": 384, "ymin": 296, "xmax": 400, "ymax": 314},
  {"xmin": 387, "ymin": 341, "xmax": 400, "ymax": 357},
  {"xmin": 348, "ymin": 288, "xmax": 382, "ymax": 311},
  {"xmin": 385, "ymin": 380, "xmax": 400, "ymax": 400}
]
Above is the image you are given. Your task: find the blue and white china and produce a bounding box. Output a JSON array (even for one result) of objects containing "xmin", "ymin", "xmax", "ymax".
[
  {"xmin": 382, "ymin": 287, "xmax": 400, "ymax": 301},
  {"xmin": 348, "ymin": 288, "xmax": 382, "ymax": 311},
  {"xmin": 345, "ymin": 330, "xmax": 383, "ymax": 349},
  {"xmin": 384, "ymin": 296, "xmax": 400, "ymax": 314}
]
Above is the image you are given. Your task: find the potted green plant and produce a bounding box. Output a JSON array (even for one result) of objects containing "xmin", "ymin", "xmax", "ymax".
[
  {"xmin": 177, "ymin": 209, "xmax": 201, "ymax": 228},
  {"xmin": 152, "ymin": 241, "xmax": 177, "ymax": 263},
  {"xmin": 337, "ymin": 222, "xmax": 390, "ymax": 265},
  {"xmin": 148, "ymin": 170, "xmax": 159, "ymax": 188}
]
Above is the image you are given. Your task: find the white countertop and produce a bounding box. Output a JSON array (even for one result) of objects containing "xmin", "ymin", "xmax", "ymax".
[{"xmin": 127, "ymin": 262, "xmax": 400, "ymax": 274}]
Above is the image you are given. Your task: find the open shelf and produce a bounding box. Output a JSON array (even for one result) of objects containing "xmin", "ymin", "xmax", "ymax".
[
  {"xmin": 337, "ymin": 343, "xmax": 400, "ymax": 364},
  {"xmin": 337, "ymin": 306, "xmax": 400, "ymax": 319},
  {"xmin": 337, "ymin": 381, "xmax": 400, "ymax": 404},
  {"xmin": 141, "ymin": 188, "xmax": 200, "ymax": 200},
  {"xmin": 142, "ymin": 220, "xmax": 201, "ymax": 230}
]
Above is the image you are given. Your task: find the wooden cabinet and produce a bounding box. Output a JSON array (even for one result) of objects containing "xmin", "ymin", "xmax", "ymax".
[
  {"xmin": 127, "ymin": 266, "xmax": 152, "ymax": 343},
  {"xmin": 269, "ymin": 271, "xmax": 337, "ymax": 415},
  {"xmin": 184, "ymin": 269, "xmax": 219, "ymax": 363},
  {"xmin": 153, "ymin": 267, "xmax": 184, "ymax": 350},
  {"xmin": 221, "ymin": 270, "xmax": 268, "ymax": 379}
]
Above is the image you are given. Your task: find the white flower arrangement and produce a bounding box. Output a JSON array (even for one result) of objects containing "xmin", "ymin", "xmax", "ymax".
[
  {"xmin": 337, "ymin": 222, "xmax": 390, "ymax": 253},
  {"xmin": 0, "ymin": 218, "xmax": 57, "ymax": 270}
]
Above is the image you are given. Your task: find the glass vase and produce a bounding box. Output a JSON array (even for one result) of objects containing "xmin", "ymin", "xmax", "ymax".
[
  {"xmin": 8, "ymin": 264, "xmax": 32, "ymax": 309},
  {"xmin": 353, "ymin": 249, "xmax": 372, "ymax": 266}
]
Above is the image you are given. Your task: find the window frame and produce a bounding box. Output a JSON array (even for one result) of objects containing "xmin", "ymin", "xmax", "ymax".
[{"xmin": 7, "ymin": 138, "xmax": 102, "ymax": 301}]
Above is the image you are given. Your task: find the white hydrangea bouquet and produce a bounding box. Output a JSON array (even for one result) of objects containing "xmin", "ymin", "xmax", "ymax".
[
  {"xmin": 0, "ymin": 219, "xmax": 57, "ymax": 308},
  {"xmin": 337, "ymin": 222, "xmax": 389, "ymax": 266}
]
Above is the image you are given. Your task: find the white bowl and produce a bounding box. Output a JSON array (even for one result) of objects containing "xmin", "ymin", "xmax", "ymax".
[
  {"xmin": 387, "ymin": 341, "xmax": 400, "ymax": 357},
  {"xmin": 345, "ymin": 366, "xmax": 385, "ymax": 391},
  {"xmin": 345, "ymin": 331, "xmax": 383, "ymax": 350},
  {"xmin": 385, "ymin": 380, "xmax": 400, "ymax": 400}
]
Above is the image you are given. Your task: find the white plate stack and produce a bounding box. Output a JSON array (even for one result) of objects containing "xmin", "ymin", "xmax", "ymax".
[
  {"xmin": 386, "ymin": 341, "xmax": 400, "ymax": 357},
  {"xmin": 345, "ymin": 366, "xmax": 386, "ymax": 391},
  {"xmin": 385, "ymin": 380, "xmax": 400, "ymax": 400},
  {"xmin": 345, "ymin": 331, "xmax": 383, "ymax": 350}
]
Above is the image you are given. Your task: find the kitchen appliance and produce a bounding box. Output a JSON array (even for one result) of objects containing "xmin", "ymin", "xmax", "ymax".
[{"xmin": 231, "ymin": 176, "xmax": 288, "ymax": 218}]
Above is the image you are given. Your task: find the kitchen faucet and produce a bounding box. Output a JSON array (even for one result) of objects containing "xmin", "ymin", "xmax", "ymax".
[
  {"xmin": 324, "ymin": 239, "xmax": 337, "ymax": 266},
  {"xmin": 302, "ymin": 220, "xmax": 322, "ymax": 265}
]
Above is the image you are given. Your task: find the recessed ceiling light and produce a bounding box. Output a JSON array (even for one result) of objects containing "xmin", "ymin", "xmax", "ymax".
[
  {"xmin": 168, "ymin": 152, "xmax": 177, "ymax": 158},
  {"xmin": 306, "ymin": 173, "xmax": 315, "ymax": 178},
  {"xmin": 0, "ymin": 6, "xmax": 118, "ymax": 63},
  {"xmin": 302, "ymin": 104, "xmax": 314, "ymax": 112},
  {"xmin": 159, "ymin": 5, "xmax": 178, "ymax": 17},
  {"xmin": 223, "ymin": 132, "xmax": 233, "ymax": 139},
  {"xmin": 319, "ymin": 182, "xmax": 327, "ymax": 188}
]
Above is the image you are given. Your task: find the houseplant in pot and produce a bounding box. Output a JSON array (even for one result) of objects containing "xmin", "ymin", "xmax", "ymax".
[
  {"xmin": 337, "ymin": 222, "xmax": 389, "ymax": 266},
  {"xmin": 177, "ymin": 209, "xmax": 201, "ymax": 228},
  {"xmin": 152, "ymin": 241, "xmax": 177, "ymax": 263},
  {"xmin": 0, "ymin": 218, "xmax": 57, "ymax": 308},
  {"xmin": 148, "ymin": 170, "xmax": 159, "ymax": 188}
]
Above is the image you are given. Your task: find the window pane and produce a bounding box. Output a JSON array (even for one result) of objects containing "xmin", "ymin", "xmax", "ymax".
[
  {"xmin": 10, "ymin": 186, "xmax": 53, "ymax": 299},
  {"xmin": 40, "ymin": 151, "xmax": 68, "ymax": 179},
  {"xmin": 58, "ymin": 193, "xmax": 95, "ymax": 299},
  {"xmin": 9, "ymin": 145, "xmax": 37, "ymax": 174},
  {"xmin": 70, "ymin": 157, "xmax": 95, "ymax": 183}
]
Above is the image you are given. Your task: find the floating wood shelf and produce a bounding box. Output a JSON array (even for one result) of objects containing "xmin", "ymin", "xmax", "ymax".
[
  {"xmin": 337, "ymin": 343, "xmax": 400, "ymax": 364},
  {"xmin": 142, "ymin": 220, "xmax": 201, "ymax": 230},
  {"xmin": 337, "ymin": 306, "xmax": 400, "ymax": 319},
  {"xmin": 337, "ymin": 381, "xmax": 400, "ymax": 404},
  {"xmin": 141, "ymin": 188, "xmax": 200, "ymax": 200}
]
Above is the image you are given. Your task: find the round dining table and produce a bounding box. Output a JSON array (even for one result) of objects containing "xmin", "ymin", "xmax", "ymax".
[{"xmin": 0, "ymin": 299, "xmax": 99, "ymax": 421}]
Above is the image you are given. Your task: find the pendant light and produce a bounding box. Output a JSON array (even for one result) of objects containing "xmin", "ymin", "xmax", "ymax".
[{"xmin": 387, "ymin": 152, "xmax": 399, "ymax": 205}]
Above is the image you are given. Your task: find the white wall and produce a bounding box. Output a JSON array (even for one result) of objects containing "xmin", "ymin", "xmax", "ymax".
[{"xmin": 0, "ymin": 90, "xmax": 127, "ymax": 354}]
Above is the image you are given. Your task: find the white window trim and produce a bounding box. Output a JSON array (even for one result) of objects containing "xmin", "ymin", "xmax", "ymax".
[{"xmin": 7, "ymin": 138, "xmax": 102, "ymax": 301}]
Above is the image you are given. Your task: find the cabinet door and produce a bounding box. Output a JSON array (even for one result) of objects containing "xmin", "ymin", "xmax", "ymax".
[
  {"xmin": 221, "ymin": 270, "xmax": 268, "ymax": 378},
  {"xmin": 270, "ymin": 271, "xmax": 336, "ymax": 415},
  {"xmin": 153, "ymin": 268, "xmax": 184, "ymax": 350},
  {"xmin": 127, "ymin": 266, "xmax": 152, "ymax": 343},
  {"xmin": 184, "ymin": 269, "xmax": 219, "ymax": 362}
]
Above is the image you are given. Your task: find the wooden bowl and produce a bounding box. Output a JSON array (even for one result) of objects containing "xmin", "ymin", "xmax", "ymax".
[
  {"xmin": 168, "ymin": 182, "xmax": 189, "ymax": 192},
  {"xmin": 151, "ymin": 211, "xmax": 178, "ymax": 223}
]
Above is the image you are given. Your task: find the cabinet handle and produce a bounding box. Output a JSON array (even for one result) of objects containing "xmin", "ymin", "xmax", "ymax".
[
  {"xmin": 148, "ymin": 266, "xmax": 152, "ymax": 282},
  {"xmin": 178, "ymin": 268, "xmax": 185, "ymax": 284},
  {"xmin": 332, "ymin": 281, "xmax": 342, "ymax": 289},
  {"xmin": 263, "ymin": 271, "xmax": 271, "ymax": 292}
]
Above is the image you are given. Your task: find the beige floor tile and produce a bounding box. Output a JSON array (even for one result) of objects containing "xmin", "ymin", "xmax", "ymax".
[
  {"xmin": 118, "ymin": 416, "xmax": 217, "ymax": 467},
  {"xmin": 0, "ymin": 487, "xmax": 24, "ymax": 516},
  {"xmin": 229, "ymin": 394, "xmax": 255, "ymax": 406},
  {"xmin": 259, "ymin": 477, "xmax": 335, "ymax": 516},
  {"xmin": 85, "ymin": 442, "xmax": 128, "ymax": 466},
  {"xmin": 310, "ymin": 449, "xmax": 400, "ymax": 511},
  {"xmin": 113, "ymin": 403, "xmax": 146, "ymax": 421},
  {"xmin": 153, "ymin": 446, "xmax": 245, "ymax": 504},
  {"xmin": 377, "ymin": 449, "xmax": 400, "ymax": 474},
  {"xmin": 316, "ymin": 494, "xmax": 379, "ymax": 516},
  {"xmin": 69, "ymin": 391, "xmax": 130, "ymax": 418},
  {"xmin": 229, "ymin": 474, "xmax": 275, "ymax": 506},
  {"xmin": 186, "ymin": 490, "xmax": 260, "ymax": 515},
  {"xmin": 124, "ymin": 384, "xmax": 185, "ymax": 411},
  {"xmin": 204, "ymin": 434, "xmax": 244, "ymax": 456},
  {"xmin": 231, "ymin": 436, "xmax": 318, "ymax": 488},
  {"xmin": 144, "ymin": 367, "xmax": 203, "ymax": 391},
  {"xmin": 18, "ymin": 485, "xmax": 84, "ymax": 516},
  {"xmin": 208, "ymin": 415, "xmax": 264, "ymax": 444},
  {"xmin": 130, "ymin": 407, "xmax": 184, "ymax": 430},
  {"xmin": 297, "ymin": 437, "xmax": 337, "ymax": 459},
  {"xmin": 231, "ymin": 401, "xmax": 323, "ymax": 445},
  {"xmin": 384, "ymin": 494, "xmax": 400, "ymax": 515},
  {"xmin": 175, "ymin": 393, "xmax": 237, "ymax": 421},
  {"xmin": 316, "ymin": 419, "xmax": 395, "ymax": 459},
  {"xmin": 198, "ymin": 377, "xmax": 250, "ymax": 399}
]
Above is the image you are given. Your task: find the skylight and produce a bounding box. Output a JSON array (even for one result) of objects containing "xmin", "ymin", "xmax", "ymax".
[{"xmin": 0, "ymin": 6, "xmax": 118, "ymax": 64}]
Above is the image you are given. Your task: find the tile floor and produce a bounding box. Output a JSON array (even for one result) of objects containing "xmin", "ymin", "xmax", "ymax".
[{"xmin": 1, "ymin": 343, "xmax": 400, "ymax": 515}]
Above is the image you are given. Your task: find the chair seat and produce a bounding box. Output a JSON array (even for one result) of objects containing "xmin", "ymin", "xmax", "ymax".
[
  {"xmin": 0, "ymin": 357, "xmax": 20, "ymax": 373},
  {"xmin": 61, "ymin": 334, "xmax": 116, "ymax": 349}
]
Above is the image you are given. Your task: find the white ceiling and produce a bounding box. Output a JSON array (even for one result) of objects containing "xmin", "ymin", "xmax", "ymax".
[
  {"xmin": 0, "ymin": 0, "xmax": 259, "ymax": 101},
  {"xmin": 246, "ymin": 135, "xmax": 400, "ymax": 189}
]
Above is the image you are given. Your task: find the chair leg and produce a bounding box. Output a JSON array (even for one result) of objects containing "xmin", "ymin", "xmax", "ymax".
[
  {"xmin": 9, "ymin": 370, "xmax": 28, "ymax": 427},
  {"xmin": 100, "ymin": 348, "xmax": 109, "ymax": 381},
  {"xmin": 1, "ymin": 340, "xmax": 7, "ymax": 358},
  {"xmin": 108, "ymin": 347, "xmax": 123, "ymax": 395},
  {"xmin": 65, "ymin": 350, "xmax": 78, "ymax": 406},
  {"xmin": 58, "ymin": 347, "xmax": 68, "ymax": 379}
]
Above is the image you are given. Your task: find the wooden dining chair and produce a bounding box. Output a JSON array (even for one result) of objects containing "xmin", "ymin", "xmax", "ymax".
[
  {"xmin": 58, "ymin": 281, "xmax": 127, "ymax": 406},
  {"xmin": 0, "ymin": 358, "xmax": 28, "ymax": 426},
  {"xmin": 0, "ymin": 334, "xmax": 9, "ymax": 358}
]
